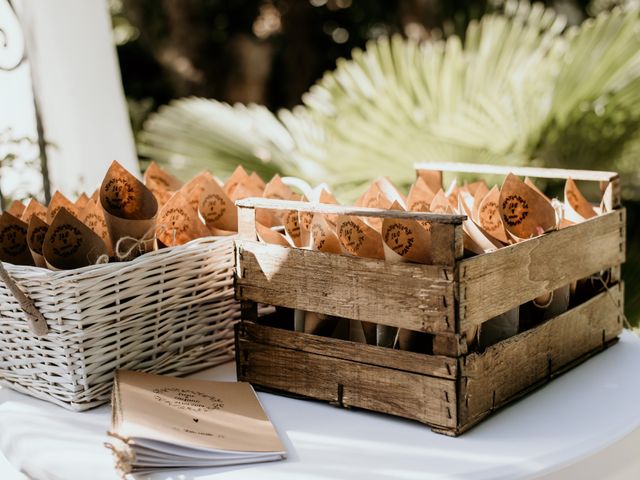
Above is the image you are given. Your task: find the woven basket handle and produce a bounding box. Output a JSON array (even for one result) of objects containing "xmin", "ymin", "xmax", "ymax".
[{"xmin": 0, "ymin": 262, "xmax": 48, "ymax": 336}]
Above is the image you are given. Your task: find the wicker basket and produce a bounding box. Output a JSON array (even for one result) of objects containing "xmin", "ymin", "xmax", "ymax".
[{"xmin": 0, "ymin": 236, "xmax": 240, "ymax": 411}]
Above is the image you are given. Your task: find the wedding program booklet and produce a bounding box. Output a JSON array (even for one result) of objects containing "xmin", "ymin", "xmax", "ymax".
[{"xmin": 106, "ymin": 370, "xmax": 286, "ymax": 475}]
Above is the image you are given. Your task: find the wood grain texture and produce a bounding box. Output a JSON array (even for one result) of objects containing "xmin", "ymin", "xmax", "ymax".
[
  {"xmin": 415, "ymin": 162, "xmax": 618, "ymax": 182},
  {"xmin": 236, "ymin": 240, "xmax": 456, "ymax": 333},
  {"xmin": 239, "ymin": 320, "xmax": 458, "ymax": 379},
  {"xmin": 236, "ymin": 338, "xmax": 458, "ymax": 428},
  {"xmin": 458, "ymin": 209, "xmax": 625, "ymax": 328},
  {"xmin": 430, "ymin": 223, "xmax": 464, "ymax": 266},
  {"xmin": 458, "ymin": 284, "xmax": 623, "ymax": 427},
  {"xmin": 236, "ymin": 198, "xmax": 466, "ymax": 223}
]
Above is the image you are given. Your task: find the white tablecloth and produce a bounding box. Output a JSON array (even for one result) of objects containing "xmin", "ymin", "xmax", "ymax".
[{"xmin": 1, "ymin": 331, "xmax": 639, "ymax": 480}]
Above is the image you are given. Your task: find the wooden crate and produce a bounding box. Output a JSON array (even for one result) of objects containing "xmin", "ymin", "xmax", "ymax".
[{"xmin": 234, "ymin": 164, "xmax": 625, "ymax": 436}]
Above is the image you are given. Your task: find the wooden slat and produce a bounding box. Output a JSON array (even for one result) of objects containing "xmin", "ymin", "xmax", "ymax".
[
  {"xmin": 239, "ymin": 320, "xmax": 458, "ymax": 379},
  {"xmin": 458, "ymin": 284, "xmax": 623, "ymax": 428},
  {"xmin": 430, "ymin": 223, "xmax": 464, "ymax": 265},
  {"xmin": 236, "ymin": 241, "xmax": 456, "ymax": 333},
  {"xmin": 237, "ymin": 339, "xmax": 457, "ymax": 428},
  {"xmin": 237, "ymin": 206, "xmax": 257, "ymax": 240},
  {"xmin": 235, "ymin": 198, "xmax": 466, "ymax": 224},
  {"xmin": 415, "ymin": 162, "xmax": 618, "ymax": 183},
  {"xmin": 458, "ymin": 209, "xmax": 626, "ymax": 328}
]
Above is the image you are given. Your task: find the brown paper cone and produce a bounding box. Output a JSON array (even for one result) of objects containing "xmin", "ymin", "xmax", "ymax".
[
  {"xmin": 75, "ymin": 193, "xmax": 90, "ymax": 210},
  {"xmin": 416, "ymin": 169, "xmax": 443, "ymax": 194},
  {"xmin": 144, "ymin": 161, "xmax": 184, "ymax": 191},
  {"xmin": 0, "ymin": 212, "xmax": 34, "ymax": 266},
  {"xmin": 310, "ymin": 214, "xmax": 342, "ymax": 254},
  {"xmin": 100, "ymin": 161, "xmax": 158, "ymax": 256},
  {"xmin": 43, "ymin": 208, "xmax": 108, "ymax": 270},
  {"xmin": 248, "ymin": 171, "xmax": 266, "ymax": 192},
  {"xmin": 381, "ymin": 201, "xmax": 432, "ymax": 264},
  {"xmin": 283, "ymin": 199, "xmax": 303, "ymax": 247},
  {"xmin": 336, "ymin": 215, "xmax": 384, "ymax": 259},
  {"xmin": 298, "ymin": 196, "xmax": 313, "ymax": 248},
  {"xmin": 256, "ymin": 222, "xmax": 292, "ymax": 247},
  {"xmin": 318, "ymin": 189, "xmax": 340, "ymax": 227},
  {"xmin": 21, "ymin": 199, "xmax": 47, "ymax": 223},
  {"xmin": 375, "ymin": 177, "xmax": 407, "ymax": 209},
  {"xmin": 524, "ymin": 177, "xmax": 550, "ymax": 202},
  {"xmin": 407, "ymin": 177, "xmax": 436, "ymax": 231},
  {"xmin": 471, "ymin": 183, "xmax": 490, "ymax": 222},
  {"xmin": 156, "ymin": 191, "xmax": 210, "ymax": 247},
  {"xmin": 223, "ymin": 165, "xmax": 251, "ymax": 197},
  {"xmin": 7, "ymin": 200, "xmax": 26, "ymax": 217},
  {"xmin": 27, "ymin": 215, "xmax": 49, "ymax": 268},
  {"xmin": 564, "ymin": 177, "xmax": 597, "ymax": 222},
  {"xmin": 179, "ymin": 171, "xmax": 215, "ymax": 214},
  {"xmin": 198, "ymin": 177, "xmax": 237, "ymax": 232},
  {"xmin": 477, "ymin": 186, "xmax": 510, "ymax": 244},
  {"xmin": 466, "ymin": 180, "xmax": 489, "ymax": 198},
  {"xmin": 47, "ymin": 191, "xmax": 80, "ymax": 223},
  {"xmin": 458, "ymin": 196, "xmax": 503, "ymax": 254},
  {"xmin": 499, "ymin": 173, "xmax": 556, "ymax": 239},
  {"xmin": 258, "ymin": 175, "xmax": 297, "ymax": 227},
  {"xmin": 82, "ymin": 199, "xmax": 113, "ymax": 255},
  {"xmin": 429, "ymin": 189, "xmax": 454, "ymax": 214}
]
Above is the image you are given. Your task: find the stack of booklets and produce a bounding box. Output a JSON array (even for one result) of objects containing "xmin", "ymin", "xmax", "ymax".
[{"xmin": 106, "ymin": 370, "xmax": 286, "ymax": 475}]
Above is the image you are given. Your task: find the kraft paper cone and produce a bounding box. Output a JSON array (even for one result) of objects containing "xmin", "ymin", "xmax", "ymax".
[
  {"xmin": 21, "ymin": 199, "xmax": 47, "ymax": 223},
  {"xmin": 100, "ymin": 161, "xmax": 158, "ymax": 256},
  {"xmin": 47, "ymin": 191, "xmax": 80, "ymax": 223},
  {"xmin": 180, "ymin": 171, "xmax": 215, "ymax": 214},
  {"xmin": 381, "ymin": 201, "xmax": 432, "ymax": 264},
  {"xmin": 156, "ymin": 192, "xmax": 209, "ymax": 247},
  {"xmin": 144, "ymin": 161, "xmax": 183, "ymax": 192},
  {"xmin": 416, "ymin": 169, "xmax": 443, "ymax": 194},
  {"xmin": 466, "ymin": 180, "xmax": 489, "ymax": 198},
  {"xmin": 228, "ymin": 182, "xmax": 264, "ymax": 202},
  {"xmin": 198, "ymin": 177, "xmax": 237, "ymax": 233},
  {"xmin": 82, "ymin": 200, "xmax": 113, "ymax": 255},
  {"xmin": 256, "ymin": 222, "xmax": 292, "ymax": 247},
  {"xmin": 499, "ymin": 173, "xmax": 556, "ymax": 239},
  {"xmin": 429, "ymin": 189, "xmax": 454, "ymax": 214},
  {"xmin": 259, "ymin": 175, "xmax": 297, "ymax": 227},
  {"xmin": 248, "ymin": 172, "xmax": 266, "ymax": 192},
  {"xmin": 477, "ymin": 186, "xmax": 510, "ymax": 244},
  {"xmin": 298, "ymin": 196, "xmax": 313, "ymax": 248},
  {"xmin": 318, "ymin": 189, "xmax": 340, "ymax": 227},
  {"xmin": 336, "ymin": 215, "xmax": 384, "ymax": 260},
  {"xmin": 445, "ymin": 180, "xmax": 459, "ymax": 209},
  {"xmin": 355, "ymin": 183, "xmax": 388, "ymax": 231},
  {"xmin": 27, "ymin": 215, "xmax": 49, "ymax": 268},
  {"xmin": 564, "ymin": 177, "xmax": 597, "ymax": 223},
  {"xmin": 43, "ymin": 208, "xmax": 108, "ymax": 270},
  {"xmin": 90, "ymin": 189, "xmax": 100, "ymax": 203},
  {"xmin": 375, "ymin": 177, "xmax": 407, "ymax": 209},
  {"xmin": 310, "ymin": 214, "xmax": 342, "ymax": 254},
  {"xmin": 283, "ymin": 197, "xmax": 304, "ymax": 247},
  {"xmin": 7, "ymin": 200, "xmax": 25, "ymax": 217},
  {"xmin": 407, "ymin": 177, "xmax": 436, "ymax": 231},
  {"xmin": 458, "ymin": 197, "xmax": 502, "ymax": 255},
  {"xmin": 0, "ymin": 212, "xmax": 34, "ymax": 266},
  {"xmin": 75, "ymin": 193, "xmax": 90, "ymax": 210},
  {"xmin": 223, "ymin": 165, "xmax": 251, "ymax": 197},
  {"xmin": 471, "ymin": 182, "xmax": 490, "ymax": 222},
  {"xmin": 524, "ymin": 177, "xmax": 550, "ymax": 202}
]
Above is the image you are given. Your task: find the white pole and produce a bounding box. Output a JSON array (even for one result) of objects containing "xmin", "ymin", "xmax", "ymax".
[{"xmin": 15, "ymin": 0, "xmax": 140, "ymax": 197}]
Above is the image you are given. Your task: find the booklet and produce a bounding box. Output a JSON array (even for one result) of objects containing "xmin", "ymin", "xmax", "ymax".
[{"xmin": 106, "ymin": 370, "xmax": 286, "ymax": 475}]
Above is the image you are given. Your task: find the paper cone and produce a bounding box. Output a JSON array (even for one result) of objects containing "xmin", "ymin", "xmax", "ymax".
[
  {"xmin": 27, "ymin": 215, "xmax": 49, "ymax": 268},
  {"xmin": 7, "ymin": 199, "xmax": 25, "ymax": 217},
  {"xmin": 310, "ymin": 214, "xmax": 342, "ymax": 254},
  {"xmin": 564, "ymin": 177, "xmax": 597, "ymax": 223},
  {"xmin": 0, "ymin": 212, "xmax": 34, "ymax": 265},
  {"xmin": 416, "ymin": 169, "xmax": 443, "ymax": 194},
  {"xmin": 381, "ymin": 201, "xmax": 432, "ymax": 264},
  {"xmin": 156, "ymin": 191, "xmax": 209, "ymax": 247},
  {"xmin": 407, "ymin": 177, "xmax": 436, "ymax": 231},
  {"xmin": 198, "ymin": 177, "xmax": 237, "ymax": 232},
  {"xmin": 477, "ymin": 186, "xmax": 510, "ymax": 244},
  {"xmin": 75, "ymin": 193, "xmax": 90, "ymax": 210},
  {"xmin": 100, "ymin": 161, "xmax": 158, "ymax": 256},
  {"xmin": 223, "ymin": 165, "xmax": 251, "ymax": 197},
  {"xmin": 458, "ymin": 196, "xmax": 503, "ymax": 254},
  {"xmin": 82, "ymin": 200, "xmax": 113, "ymax": 255},
  {"xmin": 144, "ymin": 161, "xmax": 183, "ymax": 191},
  {"xmin": 429, "ymin": 189, "xmax": 454, "ymax": 214},
  {"xmin": 283, "ymin": 198, "xmax": 303, "ymax": 247},
  {"xmin": 47, "ymin": 191, "xmax": 80, "ymax": 223},
  {"xmin": 256, "ymin": 222, "xmax": 292, "ymax": 247},
  {"xmin": 180, "ymin": 171, "xmax": 215, "ymax": 214},
  {"xmin": 336, "ymin": 215, "xmax": 384, "ymax": 260},
  {"xmin": 21, "ymin": 199, "xmax": 47, "ymax": 223},
  {"xmin": 499, "ymin": 173, "xmax": 556, "ymax": 239},
  {"xmin": 524, "ymin": 177, "xmax": 550, "ymax": 202},
  {"xmin": 258, "ymin": 175, "xmax": 297, "ymax": 227},
  {"xmin": 43, "ymin": 208, "xmax": 108, "ymax": 270},
  {"xmin": 298, "ymin": 196, "xmax": 313, "ymax": 248},
  {"xmin": 248, "ymin": 172, "xmax": 266, "ymax": 192}
]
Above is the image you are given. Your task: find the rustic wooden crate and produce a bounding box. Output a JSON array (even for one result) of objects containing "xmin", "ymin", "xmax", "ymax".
[{"xmin": 233, "ymin": 164, "xmax": 625, "ymax": 436}]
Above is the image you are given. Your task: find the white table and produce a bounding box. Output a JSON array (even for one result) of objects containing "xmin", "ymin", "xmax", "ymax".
[{"xmin": 1, "ymin": 331, "xmax": 639, "ymax": 480}]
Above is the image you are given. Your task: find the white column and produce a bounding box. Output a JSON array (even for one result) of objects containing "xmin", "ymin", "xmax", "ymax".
[{"xmin": 15, "ymin": 0, "xmax": 140, "ymax": 197}]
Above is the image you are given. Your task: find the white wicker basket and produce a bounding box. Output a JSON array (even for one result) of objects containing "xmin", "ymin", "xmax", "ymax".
[{"xmin": 0, "ymin": 236, "xmax": 240, "ymax": 411}]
